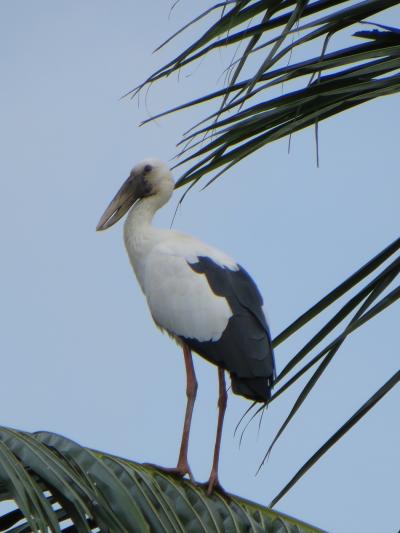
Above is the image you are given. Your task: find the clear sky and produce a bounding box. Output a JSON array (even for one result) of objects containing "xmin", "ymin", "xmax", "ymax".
[{"xmin": 0, "ymin": 2, "xmax": 399, "ymax": 532}]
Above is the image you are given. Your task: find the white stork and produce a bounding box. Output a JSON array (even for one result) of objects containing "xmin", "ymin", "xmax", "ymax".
[{"xmin": 96, "ymin": 158, "xmax": 275, "ymax": 494}]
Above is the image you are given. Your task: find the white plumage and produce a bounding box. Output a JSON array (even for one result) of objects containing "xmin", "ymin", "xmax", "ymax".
[
  {"xmin": 145, "ymin": 252, "xmax": 232, "ymax": 342},
  {"xmin": 124, "ymin": 204, "xmax": 236, "ymax": 341}
]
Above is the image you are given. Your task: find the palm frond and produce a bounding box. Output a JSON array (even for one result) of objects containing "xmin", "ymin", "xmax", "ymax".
[
  {"xmin": 261, "ymin": 259, "xmax": 399, "ymax": 464},
  {"xmin": 270, "ymin": 369, "xmax": 400, "ymax": 507},
  {"xmin": 133, "ymin": 1, "xmax": 400, "ymax": 187},
  {"xmin": 0, "ymin": 428, "xmax": 324, "ymax": 532},
  {"xmin": 236, "ymin": 237, "xmax": 399, "ymax": 498}
]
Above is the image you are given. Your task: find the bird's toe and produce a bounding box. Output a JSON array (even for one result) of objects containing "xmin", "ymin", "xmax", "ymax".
[
  {"xmin": 204, "ymin": 474, "xmax": 227, "ymax": 497},
  {"xmin": 144, "ymin": 462, "xmax": 195, "ymax": 482}
]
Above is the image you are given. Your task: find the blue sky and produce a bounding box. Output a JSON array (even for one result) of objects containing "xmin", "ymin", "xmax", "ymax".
[{"xmin": 1, "ymin": 2, "xmax": 399, "ymax": 532}]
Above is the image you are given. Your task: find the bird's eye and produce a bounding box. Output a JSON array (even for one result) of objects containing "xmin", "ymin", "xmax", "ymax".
[{"xmin": 144, "ymin": 164, "xmax": 152, "ymax": 173}]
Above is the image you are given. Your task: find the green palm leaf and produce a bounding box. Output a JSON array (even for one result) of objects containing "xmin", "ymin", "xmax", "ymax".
[
  {"xmin": 236, "ymin": 237, "xmax": 400, "ymax": 492},
  {"xmin": 133, "ymin": 1, "xmax": 400, "ymax": 187},
  {"xmin": 269, "ymin": 369, "xmax": 400, "ymax": 507},
  {"xmin": 0, "ymin": 428, "xmax": 324, "ymax": 532}
]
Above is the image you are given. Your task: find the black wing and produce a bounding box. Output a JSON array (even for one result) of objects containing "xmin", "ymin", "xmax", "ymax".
[{"xmin": 180, "ymin": 256, "xmax": 275, "ymax": 402}]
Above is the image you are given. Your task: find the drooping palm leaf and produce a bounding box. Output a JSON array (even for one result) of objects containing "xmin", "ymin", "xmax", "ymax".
[
  {"xmin": 237, "ymin": 236, "xmax": 399, "ymax": 417},
  {"xmin": 269, "ymin": 369, "xmax": 400, "ymax": 507},
  {"xmin": 259, "ymin": 257, "xmax": 399, "ymax": 464},
  {"xmin": 233, "ymin": 237, "xmax": 399, "ymax": 487},
  {"xmin": 0, "ymin": 427, "xmax": 325, "ymax": 532},
  {"xmin": 133, "ymin": 1, "xmax": 400, "ymax": 187},
  {"xmin": 273, "ymin": 237, "xmax": 400, "ymax": 348}
]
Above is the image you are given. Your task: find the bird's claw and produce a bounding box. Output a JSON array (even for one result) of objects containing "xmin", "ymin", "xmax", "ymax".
[
  {"xmin": 199, "ymin": 474, "xmax": 228, "ymax": 497},
  {"xmin": 143, "ymin": 462, "xmax": 195, "ymax": 482}
]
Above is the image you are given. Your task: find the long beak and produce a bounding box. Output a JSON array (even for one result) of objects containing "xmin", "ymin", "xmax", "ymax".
[{"xmin": 96, "ymin": 175, "xmax": 138, "ymax": 231}]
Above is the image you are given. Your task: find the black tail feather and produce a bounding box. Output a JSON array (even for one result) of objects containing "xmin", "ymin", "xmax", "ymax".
[{"xmin": 230, "ymin": 373, "xmax": 272, "ymax": 402}]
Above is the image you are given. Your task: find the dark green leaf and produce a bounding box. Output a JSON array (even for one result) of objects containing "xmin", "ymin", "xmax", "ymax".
[
  {"xmin": 270, "ymin": 370, "xmax": 400, "ymax": 507},
  {"xmin": 260, "ymin": 266, "xmax": 398, "ymax": 466},
  {"xmin": 0, "ymin": 428, "xmax": 324, "ymax": 532}
]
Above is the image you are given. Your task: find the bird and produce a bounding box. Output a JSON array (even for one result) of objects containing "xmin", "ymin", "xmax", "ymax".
[{"xmin": 96, "ymin": 158, "xmax": 275, "ymax": 494}]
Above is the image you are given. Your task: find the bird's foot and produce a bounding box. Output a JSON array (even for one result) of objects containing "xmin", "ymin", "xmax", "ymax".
[
  {"xmin": 143, "ymin": 461, "xmax": 195, "ymax": 482},
  {"xmin": 202, "ymin": 473, "xmax": 227, "ymax": 497}
]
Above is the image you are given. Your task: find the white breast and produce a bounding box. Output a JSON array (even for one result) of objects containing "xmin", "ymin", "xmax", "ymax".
[{"xmin": 143, "ymin": 235, "xmax": 236, "ymax": 342}]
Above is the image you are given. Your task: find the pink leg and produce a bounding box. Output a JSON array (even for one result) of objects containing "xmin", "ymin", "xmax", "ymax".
[
  {"xmin": 175, "ymin": 343, "xmax": 198, "ymax": 479},
  {"xmin": 207, "ymin": 367, "xmax": 227, "ymax": 494},
  {"xmin": 150, "ymin": 344, "xmax": 197, "ymax": 480}
]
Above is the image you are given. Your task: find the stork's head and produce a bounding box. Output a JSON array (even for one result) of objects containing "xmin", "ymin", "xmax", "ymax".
[{"xmin": 96, "ymin": 158, "xmax": 174, "ymax": 231}]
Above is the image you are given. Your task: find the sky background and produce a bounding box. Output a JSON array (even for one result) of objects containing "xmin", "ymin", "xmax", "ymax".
[{"xmin": 0, "ymin": 2, "xmax": 399, "ymax": 532}]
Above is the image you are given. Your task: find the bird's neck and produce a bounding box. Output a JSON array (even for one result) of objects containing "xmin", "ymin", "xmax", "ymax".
[
  {"xmin": 126, "ymin": 197, "xmax": 158, "ymax": 230},
  {"xmin": 123, "ymin": 198, "xmax": 164, "ymax": 291}
]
